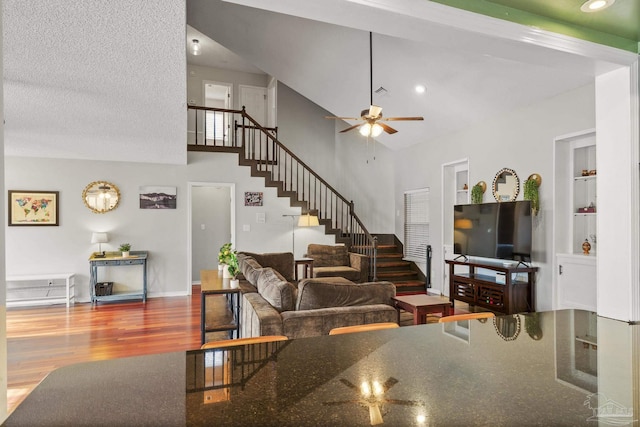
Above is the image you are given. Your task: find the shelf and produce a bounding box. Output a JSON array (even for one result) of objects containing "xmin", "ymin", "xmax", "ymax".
[
  {"xmin": 93, "ymin": 292, "xmax": 145, "ymax": 302},
  {"xmin": 573, "ymin": 175, "xmax": 596, "ymax": 181},
  {"xmin": 575, "ymin": 334, "xmax": 597, "ymax": 347}
]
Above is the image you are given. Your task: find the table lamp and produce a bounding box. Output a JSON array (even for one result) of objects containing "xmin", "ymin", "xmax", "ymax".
[{"xmin": 91, "ymin": 232, "xmax": 109, "ymax": 258}]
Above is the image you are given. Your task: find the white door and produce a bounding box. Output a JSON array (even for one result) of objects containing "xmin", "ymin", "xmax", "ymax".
[
  {"xmin": 239, "ymin": 85, "xmax": 267, "ymax": 125},
  {"xmin": 556, "ymin": 254, "xmax": 597, "ymax": 311}
]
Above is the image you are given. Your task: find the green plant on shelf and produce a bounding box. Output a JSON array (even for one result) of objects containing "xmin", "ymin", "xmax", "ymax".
[
  {"xmin": 119, "ymin": 243, "xmax": 131, "ymax": 252},
  {"xmin": 471, "ymin": 184, "xmax": 484, "ymax": 204},
  {"xmin": 523, "ymin": 179, "xmax": 540, "ymax": 215},
  {"xmin": 218, "ymin": 242, "xmax": 233, "ymax": 265}
]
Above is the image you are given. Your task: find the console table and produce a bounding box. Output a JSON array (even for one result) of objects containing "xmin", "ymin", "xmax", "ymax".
[
  {"xmin": 89, "ymin": 251, "xmax": 148, "ymax": 304},
  {"xmin": 445, "ymin": 259, "xmax": 537, "ymax": 314}
]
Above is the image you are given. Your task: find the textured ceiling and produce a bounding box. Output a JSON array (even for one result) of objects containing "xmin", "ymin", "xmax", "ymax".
[
  {"xmin": 3, "ymin": 0, "xmax": 187, "ymax": 165},
  {"xmin": 189, "ymin": 0, "xmax": 636, "ymax": 151}
]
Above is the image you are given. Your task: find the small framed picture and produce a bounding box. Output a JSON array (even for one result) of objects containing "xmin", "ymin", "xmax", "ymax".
[
  {"xmin": 245, "ymin": 192, "xmax": 263, "ymax": 206},
  {"xmin": 8, "ymin": 190, "xmax": 60, "ymax": 226}
]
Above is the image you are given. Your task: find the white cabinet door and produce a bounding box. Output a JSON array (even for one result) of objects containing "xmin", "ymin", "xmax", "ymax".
[{"xmin": 556, "ymin": 254, "xmax": 596, "ymax": 311}]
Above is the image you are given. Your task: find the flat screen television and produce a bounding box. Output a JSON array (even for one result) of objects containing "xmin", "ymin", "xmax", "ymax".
[{"xmin": 453, "ymin": 201, "xmax": 532, "ymax": 261}]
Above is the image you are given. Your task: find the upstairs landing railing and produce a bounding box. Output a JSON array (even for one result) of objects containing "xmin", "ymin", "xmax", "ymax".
[{"xmin": 187, "ymin": 105, "xmax": 377, "ymax": 280}]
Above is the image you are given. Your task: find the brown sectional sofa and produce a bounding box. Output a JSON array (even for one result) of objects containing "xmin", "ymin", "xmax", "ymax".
[{"xmin": 237, "ymin": 252, "xmax": 396, "ymax": 339}]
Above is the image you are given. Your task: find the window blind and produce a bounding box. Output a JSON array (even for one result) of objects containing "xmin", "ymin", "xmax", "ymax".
[{"xmin": 404, "ymin": 188, "xmax": 430, "ymax": 261}]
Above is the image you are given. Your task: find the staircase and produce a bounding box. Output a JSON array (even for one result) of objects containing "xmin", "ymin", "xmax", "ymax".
[
  {"xmin": 187, "ymin": 105, "xmax": 378, "ymax": 278},
  {"xmin": 372, "ymin": 236, "xmax": 427, "ymax": 295}
]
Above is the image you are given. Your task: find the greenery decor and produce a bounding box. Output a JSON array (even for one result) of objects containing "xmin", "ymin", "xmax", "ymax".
[
  {"xmin": 471, "ymin": 184, "xmax": 484, "ymax": 204},
  {"xmin": 226, "ymin": 252, "xmax": 240, "ymax": 279},
  {"xmin": 524, "ymin": 178, "xmax": 540, "ymax": 215},
  {"xmin": 218, "ymin": 243, "xmax": 233, "ymax": 264},
  {"xmin": 118, "ymin": 243, "xmax": 131, "ymax": 252}
]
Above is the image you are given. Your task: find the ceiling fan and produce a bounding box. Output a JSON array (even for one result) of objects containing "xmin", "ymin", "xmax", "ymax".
[{"xmin": 326, "ymin": 32, "xmax": 424, "ymax": 137}]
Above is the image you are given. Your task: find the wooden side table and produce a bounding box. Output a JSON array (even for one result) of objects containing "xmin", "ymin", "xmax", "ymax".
[
  {"xmin": 200, "ymin": 270, "xmax": 241, "ymax": 344},
  {"xmin": 295, "ymin": 258, "xmax": 314, "ymax": 281},
  {"xmin": 392, "ymin": 294, "xmax": 452, "ymax": 325}
]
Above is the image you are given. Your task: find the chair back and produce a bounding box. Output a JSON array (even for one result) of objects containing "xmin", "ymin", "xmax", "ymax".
[
  {"xmin": 329, "ymin": 322, "xmax": 399, "ymax": 335},
  {"xmin": 438, "ymin": 312, "xmax": 495, "ymax": 323},
  {"xmin": 201, "ymin": 335, "xmax": 288, "ymax": 349}
]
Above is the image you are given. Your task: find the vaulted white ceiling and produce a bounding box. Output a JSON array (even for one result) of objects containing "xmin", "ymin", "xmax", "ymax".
[
  {"xmin": 2, "ymin": 0, "xmax": 636, "ymax": 165},
  {"xmin": 189, "ymin": 0, "xmax": 636, "ymax": 150}
]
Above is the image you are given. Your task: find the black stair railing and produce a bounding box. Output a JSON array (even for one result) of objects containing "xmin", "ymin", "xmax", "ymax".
[{"xmin": 187, "ymin": 105, "xmax": 378, "ymax": 280}]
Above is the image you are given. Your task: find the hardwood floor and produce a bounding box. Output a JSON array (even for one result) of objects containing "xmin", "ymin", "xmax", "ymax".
[
  {"xmin": 6, "ymin": 287, "xmax": 460, "ymax": 414},
  {"xmin": 6, "ymin": 286, "xmax": 211, "ymax": 414}
]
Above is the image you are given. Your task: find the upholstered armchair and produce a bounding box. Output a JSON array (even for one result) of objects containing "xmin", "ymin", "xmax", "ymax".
[{"xmin": 305, "ymin": 244, "xmax": 369, "ymax": 283}]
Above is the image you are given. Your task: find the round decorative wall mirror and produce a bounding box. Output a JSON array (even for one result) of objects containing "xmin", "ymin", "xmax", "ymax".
[
  {"xmin": 82, "ymin": 181, "xmax": 120, "ymax": 213},
  {"xmin": 492, "ymin": 168, "xmax": 520, "ymax": 202}
]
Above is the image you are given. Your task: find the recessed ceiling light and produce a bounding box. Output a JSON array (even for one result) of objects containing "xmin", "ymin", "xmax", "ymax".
[
  {"xmin": 415, "ymin": 85, "xmax": 426, "ymax": 94},
  {"xmin": 191, "ymin": 39, "xmax": 201, "ymax": 56},
  {"xmin": 580, "ymin": 0, "xmax": 615, "ymax": 12}
]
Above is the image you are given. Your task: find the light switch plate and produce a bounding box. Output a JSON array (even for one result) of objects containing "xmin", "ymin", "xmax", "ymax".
[{"xmin": 243, "ymin": 224, "xmax": 251, "ymax": 232}]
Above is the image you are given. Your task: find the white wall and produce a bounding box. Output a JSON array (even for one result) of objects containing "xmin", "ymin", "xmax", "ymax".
[
  {"xmin": 277, "ymin": 82, "xmax": 396, "ymax": 233},
  {"xmin": 4, "ymin": 152, "xmax": 335, "ymax": 302},
  {"xmin": 394, "ymin": 83, "xmax": 596, "ymax": 311}
]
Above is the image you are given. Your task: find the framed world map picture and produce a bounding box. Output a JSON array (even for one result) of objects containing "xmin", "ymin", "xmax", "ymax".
[{"xmin": 8, "ymin": 190, "xmax": 59, "ymax": 226}]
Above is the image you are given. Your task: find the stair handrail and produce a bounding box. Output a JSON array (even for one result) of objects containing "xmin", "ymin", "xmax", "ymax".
[{"xmin": 187, "ymin": 105, "xmax": 378, "ymax": 280}]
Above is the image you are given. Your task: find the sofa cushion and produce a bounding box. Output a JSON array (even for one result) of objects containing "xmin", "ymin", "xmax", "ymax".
[
  {"xmin": 296, "ymin": 279, "xmax": 396, "ymax": 311},
  {"xmin": 306, "ymin": 244, "xmax": 349, "ymax": 268},
  {"xmin": 256, "ymin": 268, "xmax": 296, "ymax": 312},
  {"xmin": 313, "ymin": 266, "xmax": 361, "ymax": 281},
  {"xmin": 241, "ymin": 258, "xmax": 263, "ymax": 285},
  {"xmin": 239, "ymin": 252, "xmax": 295, "ymax": 282}
]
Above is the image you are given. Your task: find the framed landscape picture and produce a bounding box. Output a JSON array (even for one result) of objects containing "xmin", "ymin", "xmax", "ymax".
[
  {"xmin": 139, "ymin": 186, "xmax": 177, "ymax": 209},
  {"xmin": 8, "ymin": 190, "xmax": 59, "ymax": 226}
]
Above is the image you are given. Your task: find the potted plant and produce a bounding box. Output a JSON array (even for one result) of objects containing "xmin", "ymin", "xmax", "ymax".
[
  {"xmin": 119, "ymin": 243, "xmax": 131, "ymax": 257},
  {"xmin": 218, "ymin": 242, "xmax": 232, "ymax": 271},
  {"xmin": 471, "ymin": 184, "xmax": 484, "ymax": 204},
  {"xmin": 524, "ymin": 178, "xmax": 540, "ymax": 215},
  {"xmin": 226, "ymin": 252, "xmax": 240, "ymax": 288}
]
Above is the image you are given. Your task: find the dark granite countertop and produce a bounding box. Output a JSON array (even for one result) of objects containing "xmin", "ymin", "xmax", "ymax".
[{"xmin": 4, "ymin": 310, "xmax": 638, "ymax": 426}]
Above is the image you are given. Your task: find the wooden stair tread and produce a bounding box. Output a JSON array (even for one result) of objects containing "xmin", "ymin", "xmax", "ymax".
[
  {"xmin": 377, "ymin": 261, "xmax": 411, "ymax": 268},
  {"xmin": 376, "ymin": 271, "xmax": 418, "ymax": 278}
]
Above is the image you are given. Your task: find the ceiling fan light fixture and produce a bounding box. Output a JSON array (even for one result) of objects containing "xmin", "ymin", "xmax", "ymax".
[
  {"xmin": 369, "ymin": 105, "xmax": 382, "ymax": 118},
  {"xmin": 580, "ymin": 0, "xmax": 615, "ymax": 12},
  {"xmin": 359, "ymin": 123, "xmax": 372, "ymax": 136},
  {"xmin": 415, "ymin": 84, "xmax": 426, "ymax": 94},
  {"xmin": 371, "ymin": 123, "xmax": 383, "ymax": 137}
]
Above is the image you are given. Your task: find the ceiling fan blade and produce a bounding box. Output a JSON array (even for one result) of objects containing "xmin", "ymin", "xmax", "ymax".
[
  {"xmin": 339, "ymin": 123, "xmax": 363, "ymax": 133},
  {"xmin": 378, "ymin": 122, "xmax": 398, "ymax": 134},
  {"xmin": 380, "ymin": 116, "xmax": 424, "ymax": 121},
  {"xmin": 325, "ymin": 116, "xmax": 363, "ymax": 120}
]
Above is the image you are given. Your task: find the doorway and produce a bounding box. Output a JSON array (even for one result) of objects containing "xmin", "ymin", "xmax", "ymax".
[
  {"xmin": 188, "ymin": 182, "xmax": 235, "ymax": 293},
  {"xmin": 204, "ymin": 81, "xmax": 232, "ymax": 145},
  {"xmin": 441, "ymin": 159, "xmax": 469, "ymax": 296}
]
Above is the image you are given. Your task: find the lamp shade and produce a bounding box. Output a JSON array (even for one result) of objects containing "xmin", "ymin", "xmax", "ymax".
[
  {"xmin": 298, "ymin": 213, "xmax": 319, "ymax": 227},
  {"xmin": 91, "ymin": 232, "xmax": 109, "ymax": 244}
]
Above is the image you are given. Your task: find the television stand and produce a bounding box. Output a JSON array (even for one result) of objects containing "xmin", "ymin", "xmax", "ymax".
[{"xmin": 445, "ymin": 259, "xmax": 538, "ymax": 314}]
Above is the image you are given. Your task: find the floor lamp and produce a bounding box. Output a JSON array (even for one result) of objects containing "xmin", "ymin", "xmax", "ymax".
[{"xmin": 283, "ymin": 212, "xmax": 319, "ymax": 256}]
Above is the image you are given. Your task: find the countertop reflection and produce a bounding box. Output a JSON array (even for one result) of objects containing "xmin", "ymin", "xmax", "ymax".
[{"xmin": 4, "ymin": 310, "xmax": 638, "ymax": 426}]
